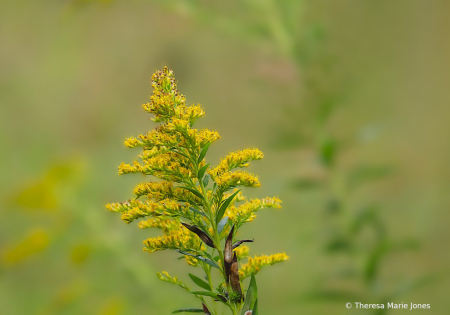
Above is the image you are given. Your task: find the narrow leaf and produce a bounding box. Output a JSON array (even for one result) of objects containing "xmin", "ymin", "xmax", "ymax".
[
  {"xmin": 177, "ymin": 249, "xmax": 198, "ymax": 256},
  {"xmin": 189, "ymin": 207, "xmax": 208, "ymax": 218},
  {"xmin": 218, "ymin": 216, "xmax": 229, "ymax": 235},
  {"xmin": 241, "ymin": 273, "xmax": 257, "ymax": 314},
  {"xmin": 252, "ymin": 298, "xmax": 258, "ymax": 315},
  {"xmin": 232, "ymin": 239, "xmax": 254, "ymax": 249},
  {"xmin": 177, "ymin": 186, "xmax": 204, "ymax": 200},
  {"xmin": 197, "ymin": 257, "xmax": 220, "ymax": 270},
  {"xmin": 202, "ymin": 174, "xmax": 210, "ymax": 187},
  {"xmin": 177, "ymin": 249, "xmax": 201, "ymax": 257},
  {"xmin": 198, "ymin": 163, "xmax": 210, "ymax": 179},
  {"xmin": 198, "ymin": 142, "xmax": 211, "ymax": 163},
  {"xmin": 216, "ymin": 190, "xmax": 240, "ymax": 223},
  {"xmin": 189, "ymin": 273, "xmax": 211, "ymax": 291},
  {"xmin": 191, "ymin": 291, "xmax": 220, "ymax": 298},
  {"xmin": 201, "ymin": 251, "xmax": 215, "ymax": 262},
  {"xmin": 176, "ymin": 250, "xmax": 221, "ymax": 270},
  {"xmin": 182, "ymin": 223, "xmax": 215, "ymax": 248},
  {"xmin": 172, "ymin": 309, "xmax": 204, "ymax": 313}
]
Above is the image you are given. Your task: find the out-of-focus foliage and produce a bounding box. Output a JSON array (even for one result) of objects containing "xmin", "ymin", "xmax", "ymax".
[{"xmin": 1, "ymin": 0, "xmax": 449, "ymax": 314}]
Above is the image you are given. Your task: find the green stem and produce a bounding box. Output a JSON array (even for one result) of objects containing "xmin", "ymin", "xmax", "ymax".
[
  {"xmin": 189, "ymin": 148, "xmax": 238, "ymax": 315},
  {"xmin": 203, "ymin": 263, "xmax": 218, "ymax": 315},
  {"xmin": 196, "ymin": 166, "xmax": 237, "ymax": 314}
]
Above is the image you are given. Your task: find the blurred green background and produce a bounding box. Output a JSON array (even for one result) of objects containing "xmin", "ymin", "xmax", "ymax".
[{"xmin": 1, "ymin": 0, "xmax": 449, "ymax": 314}]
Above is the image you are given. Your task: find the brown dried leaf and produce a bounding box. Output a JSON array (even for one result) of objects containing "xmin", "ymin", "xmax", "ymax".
[
  {"xmin": 230, "ymin": 252, "xmax": 243, "ymax": 301},
  {"xmin": 202, "ymin": 303, "xmax": 211, "ymax": 315},
  {"xmin": 224, "ymin": 225, "xmax": 235, "ymax": 263},
  {"xmin": 182, "ymin": 223, "xmax": 215, "ymax": 248},
  {"xmin": 232, "ymin": 239, "xmax": 254, "ymax": 249}
]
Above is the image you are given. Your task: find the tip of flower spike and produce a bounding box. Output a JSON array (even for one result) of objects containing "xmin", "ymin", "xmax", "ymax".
[
  {"xmin": 124, "ymin": 136, "xmax": 142, "ymax": 148},
  {"xmin": 239, "ymin": 253, "xmax": 289, "ymax": 279}
]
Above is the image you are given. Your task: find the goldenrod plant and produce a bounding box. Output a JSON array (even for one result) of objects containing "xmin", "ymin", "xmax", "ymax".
[{"xmin": 107, "ymin": 67, "xmax": 288, "ymax": 314}]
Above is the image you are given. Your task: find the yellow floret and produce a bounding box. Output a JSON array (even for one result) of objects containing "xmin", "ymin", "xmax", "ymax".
[{"xmin": 239, "ymin": 253, "xmax": 289, "ymax": 279}]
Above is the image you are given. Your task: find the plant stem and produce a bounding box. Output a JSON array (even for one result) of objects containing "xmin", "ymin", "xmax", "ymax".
[{"xmin": 191, "ymin": 151, "xmax": 240, "ymax": 315}]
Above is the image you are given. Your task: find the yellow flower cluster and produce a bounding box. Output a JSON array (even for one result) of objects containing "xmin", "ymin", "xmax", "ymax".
[
  {"xmin": 184, "ymin": 255, "xmax": 199, "ymax": 266},
  {"xmin": 115, "ymin": 65, "xmax": 221, "ymax": 189},
  {"xmin": 144, "ymin": 228, "xmax": 198, "ymax": 253},
  {"xmin": 118, "ymin": 153, "xmax": 193, "ymax": 182},
  {"xmin": 142, "ymin": 67, "xmax": 205, "ymax": 125},
  {"xmin": 106, "ymin": 198, "xmax": 186, "ymax": 223},
  {"xmin": 132, "ymin": 181, "xmax": 201, "ymax": 205},
  {"xmin": 209, "ymin": 148, "xmax": 264, "ymax": 178},
  {"xmin": 226, "ymin": 197, "xmax": 282, "ymax": 225},
  {"xmin": 239, "ymin": 253, "xmax": 289, "ymax": 279},
  {"xmin": 215, "ymin": 170, "xmax": 261, "ymax": 191},
  {"xmin": 124, "ymin": 136, "xmax": 143, "ymax": 148},
  {"xmin": 126, "ymin": 128, "xmax": 177, "ymax": 149},
  {"xmin": 133, "ymin": 181, "xmax": 172, "ymax": 198},
  {"xmin": 107, "ymin": 67, "xmax": 289, "ymax": 287},
  {"xmin": 143, "ymin": 67, "xmax": 187, "ymax": 122},
  {"xmin": 157, "ymin": 271, "xmax": 192, "ymax": 293},
  {"xmin": 223, "ymin": 189, "xmax": 247, "ymax": 203},
  {"xmin": 125, "ymin": 124, "xmax": 220, "ymax": 152},
  {"xmin": 193, "ymin": 129, "xmax": 221, "ymax": 147},
  {"xmin": 138, "ymin": 216, "xmax": 180, "ymax": 233},
  {"xmin": 234, "ymin": 245, "xmax": 249, "ymax": 260}
]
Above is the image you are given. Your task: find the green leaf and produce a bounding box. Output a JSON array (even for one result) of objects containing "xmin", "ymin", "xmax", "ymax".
[
  {"xmin": 202, "ymin": 174, "xmax": 210, "ymax": 187},
  {"xmin": 177, "ymin": 186, "xmax": 204, "ymax": 200},
  {"xmin": 177, "ymin": 250, "xmax": 221, "ymax": 270},
  {"xmin": 216, "ymin": 190, "xmax": 240, "ymax": 223},
  {"xmin": 198, "ymin": 142, "xmax": 211, "ymax": 163},
  {"xmin": 198, "ymin": 163, "xmax": 210, "ymax": 180},
  {"xmin": 201, "ymin": 251, "xmax": 215, "ymax": 262},
  {"xmin": 189, "ymin": 207, "xmax": 208, "ymax": 218},
  {"xmin": 172, "ymin": 309, "xmax": 204, "ymax": 313},
  {"xmin": 191, "ymin": 291, "xmax": 220, "ymax": 298},
  {"xmin": 252, "ymin": 298, "xmax": 258, "ymax": 315},
  {"xmin": 196, "ymin": 257, "xmax": 220, "ymax": 270},
  {"xmin": 217, "ymin": 216, "xmax": 228, "ymax": 235},
  {"xmin": 189, "ymin": 273, "xmax": 211, "ymax": 291},
  {"xmin": 241, "ymin": 273, "xmax": 257, "ymax": 315}
]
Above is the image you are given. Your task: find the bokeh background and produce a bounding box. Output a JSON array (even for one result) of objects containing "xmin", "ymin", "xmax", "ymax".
[{"xmin": 1, "ymin": 0, "xmax": 449, "ymax": 314}]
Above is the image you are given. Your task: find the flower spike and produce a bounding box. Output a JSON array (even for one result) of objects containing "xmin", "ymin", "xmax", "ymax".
[{"xmin": 107, "ymin": 67, "xmax": 288, "ymax": 314}]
